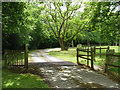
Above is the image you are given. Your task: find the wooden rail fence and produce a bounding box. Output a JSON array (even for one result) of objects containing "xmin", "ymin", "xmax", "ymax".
[
  {"xmin": 77, "ymin": 45, "xmax": 120, "ymax": 74},
  {"xmin": 77, "ymin": 46, "xmax": 110, "ymax": 70},
  {"xmin": 105, "ymin": 50, "xmax": 120, "ymax": 73},
  {"xmin": 77, "ymin": 47, "xmax": 94, "ymax": 70}
]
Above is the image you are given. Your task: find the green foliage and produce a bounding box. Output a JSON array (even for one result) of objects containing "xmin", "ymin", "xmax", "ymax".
[
  {"xmin": 83, "ymin": 2, "xmax": 120, "ymax": 44},
  {"xmin": 2, "ymin": 2, "xmax": 119, "ymax": 50},
  {"xmin": 2, "ymin": 2, "xmax": 59, "ymax": 50},
  {"xmin": 2, "ymin": 2, "xmax": 26, "ymax": 33},
  {"xmin": 2, "ymin": 2, "xmax": 27, "ymax": 50},
  {"xmin": 26, "ymin": 3, "xmax": 59, "ymax": 49},
  {"xmin": 76, "ymin": 30, "xmax": 110, "ymax": 45},
  {"xmin": 41, "ymin": 2, "xmax": 88, "ymax": 50}
]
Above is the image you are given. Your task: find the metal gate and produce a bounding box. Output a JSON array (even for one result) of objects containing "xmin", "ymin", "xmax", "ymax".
[{"xmin": 4, "ymin": 45, "xmax": 28, "ymax": 69}]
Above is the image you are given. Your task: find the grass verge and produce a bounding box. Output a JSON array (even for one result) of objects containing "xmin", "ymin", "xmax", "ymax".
[
  {"xmin": 2, "ymin": 69, "xmax": 49, "ymax": 88},
  {"xmin": 2, "ymin": 60, "xmax": 49, "ymax": 88}
]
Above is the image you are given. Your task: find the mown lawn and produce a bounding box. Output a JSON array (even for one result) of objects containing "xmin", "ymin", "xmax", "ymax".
[
  {"xmin": 49, "ymin": 46, "xmax": 120, "ymax": 73},
  {"xmin": 2, "ymin": 69, "xmax": 49, "ymax": 88},
  {"xmin": 2, "ymin": 60, "xmax": 49, "ymax": 88}
]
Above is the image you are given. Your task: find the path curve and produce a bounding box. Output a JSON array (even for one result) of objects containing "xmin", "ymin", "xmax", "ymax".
[
  {"xmin": 28, "ymin": 48, "xmax": 120, "ymax": 88},
  {"xmin": 29, "ymin": 48, "xmax": 76, "ymax": 66}
]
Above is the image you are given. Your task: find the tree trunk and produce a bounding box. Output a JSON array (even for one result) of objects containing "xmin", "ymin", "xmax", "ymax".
[
  {"xmin": 87, "ymin": 40, "xmax": 90, "ymax": 46},
  {"xmin": 72, "ymin": 40, "xmax": 74, "ymax": 47},
  {"xmin": 119, "ymin": 31, "xmax": 120, "ymax": 52},
  {"xmin": 118, "ymin": 36, "xmax": 120, "ymax": 52},
  {"xmin": 77, "ymin": 38, "xmax": 80, "ymax": 44},
  {"xmin": 113, "ymin": 43, "xmax": 114, "ymax": 46},
  {"xmin": 59, "ymin": 39, "xmax": 69, "ymax": 51},
  {"xmin": 116, "ymin": 41, "xmax": 117, "ymax": 46}
]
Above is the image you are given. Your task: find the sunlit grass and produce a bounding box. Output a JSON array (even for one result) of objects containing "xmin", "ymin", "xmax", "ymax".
[
  {"xmin": 2, "ymin": 56, "xmax": 49, "ymax": 88},
  {"xmin": 2, "ymin": 69, "xmax": 49, "ymax": 88}
]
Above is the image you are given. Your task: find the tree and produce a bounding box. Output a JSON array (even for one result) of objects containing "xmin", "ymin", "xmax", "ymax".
[
  {"xmin": 83, "ymin": 2, "xmax": 120, "ymax": 46},
  {"xmin": 24, "ymin": 2, "xmax": 59, "ymax": 49},
  {"xmin": 2, "ymin": 2, "xmax": 27, "ymax": 50},
  {"xmin": 41, "ymin": 2, "xmax": 89, "ymax": 50}
]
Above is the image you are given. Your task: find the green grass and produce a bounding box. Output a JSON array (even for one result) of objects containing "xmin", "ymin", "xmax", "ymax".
[
  {"xmin": 49, "ymin": 47, "xmax": 77, "ymax": 64},
  {"xmin": 2, "ymin": 59, "xmax": 49, "ymax": 88},
  {"xmin": 2, "ymin": 69, "xmax": 49, "ymax": 88}
]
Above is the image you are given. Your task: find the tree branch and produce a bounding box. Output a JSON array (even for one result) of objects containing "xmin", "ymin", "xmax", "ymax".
[{"xmin": 46, "ymin": 17, "xmax": 58, "ymax": 40}]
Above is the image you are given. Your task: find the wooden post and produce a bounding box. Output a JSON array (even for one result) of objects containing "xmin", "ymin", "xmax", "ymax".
[
  {"xmin": 91, "ymin": 47, "xmax": 94, "ymax": 70},
  {"xmin": 77, "ymin": 48, "xmax": 79, "ymax": 64},
  {"xmin": 108, "ymin": 46, "xmax": 110, "ymax": 50},
  {"xmin": 17, "ymin": 52, "xmax": 18, "ymax": 65},
  {"xmin": 105, "ymin": 64, "xmax": 107, "ymax": 73},
  {"xmin": 87, "ymin": 47, "xmax": 89, "ymax": 66},
  {"xmin": 25, "ymin": 44, "xmax": 28, "ymax": 69},
  {"xmin": 4, "ymin": 53, "xmax": 8, "ymax": 68},
  {"xmin": 105, "ymin": 50, "xmax": 109, "ymax": 73},
  {"xmin": 100, "ymin": 47, "xmax": 101, "ymax": 58},
  {"xmin": 94, "ymin": 46, "xmax": 96, "ymax": 61}
]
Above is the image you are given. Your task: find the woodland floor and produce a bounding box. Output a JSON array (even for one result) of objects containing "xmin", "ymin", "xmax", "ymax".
[{"xmin": 28, "ymin": 48, "xmax": 120, "ymax": 88}]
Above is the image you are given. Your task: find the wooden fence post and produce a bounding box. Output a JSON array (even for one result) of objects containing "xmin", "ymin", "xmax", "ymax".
[
  {"xmin": 105, "ymin": 64, "xmax": 107, "ymax": 73},
  {"xmin": 87, "ymin": 47, "xmax": 89, "ymax": 66},
  {"xmin": 100, "ymin": 47, "xmax": 101, "ymax": 58},
  {"xmin": 91, "ymin": 47, "xmax": 94, "ymax": 70},
  {"xmin": 4, "ymin": 54, "xmax": 8, "ymax": 68},
  {"xmin": 105, "ymin": 46, "xmax": 110, "ymax": 72},
  {"xmin": 94, "ymin": 46, "xmax": 96, "ymax": 61},
  {"xmin": 4, "ymin": 50, "xmax": 8, "ymax": 68},
  {"xmin": 25, "ymin": 44, "xmax": 28, "ymax": 69},
  {"xmin": 77, "ymin": 48, "xmax": 79, "ymax": 64},
  {"xmin": 105, "ymin": 50, "xmax": 109, "ymax": 73},
  {"xmin": 108, "ymin": 46, "xmax": 110, "ymax": 50}
]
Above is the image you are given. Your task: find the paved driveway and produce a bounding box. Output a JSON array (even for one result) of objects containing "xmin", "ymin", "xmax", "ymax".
[{"xmin": 28, "ymin": 48, "xmax": 120, "ymax": 88}]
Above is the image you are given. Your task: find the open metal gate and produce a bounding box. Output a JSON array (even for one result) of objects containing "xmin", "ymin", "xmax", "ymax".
[{"xmin": 4, "ymin": 44, "xmax": 28, "ymax": 69}]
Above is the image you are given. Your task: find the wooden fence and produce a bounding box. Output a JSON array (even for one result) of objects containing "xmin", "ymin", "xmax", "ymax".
[
  {"xmin": 77, "ymin": 45, "xmax": 120, "ymax": 74},
  {"xmin": 77, "ymin": 47, "xmax": 94, "ymax": 70},
  {"xmin": 94, "ymin": 46, "xmax": 109, "ymax": 58},
  {"xmin": 105, "ymin": 50, "xmax": 120, "ymax": 73},
  {"xmin": 77, "ymin": 46, "xmax": 109, "ymax": 70},
  {"xmin": 4, "ymin": 44, "xmax": 28, "ymax": 69}
]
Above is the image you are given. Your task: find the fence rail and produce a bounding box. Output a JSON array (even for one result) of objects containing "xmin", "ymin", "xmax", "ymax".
[
  {"xmin": 77, "ymin": 47, "xmax": 94, "ymax": 70},
  {"xmin": 77, "ymin": 45, "xmax": 120, "ymax": 74},
  {"xmin": 105, "ymin": 50, "xmax": 120, "ymax": 73}
]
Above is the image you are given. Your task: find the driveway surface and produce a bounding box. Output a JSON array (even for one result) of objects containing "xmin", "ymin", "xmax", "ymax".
[{"xmin": 28, "ymin": 48, "xmax": 120, "ymax": 88}]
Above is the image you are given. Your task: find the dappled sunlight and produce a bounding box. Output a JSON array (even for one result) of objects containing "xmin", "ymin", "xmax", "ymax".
[
  {"xmin": 4, "ymin": 81, "xmax": 14, "ymax": 87},
  {"xmin": 30, "ymin": 57, "xmax": 47, "ymax": 63},
  {"xmin": 36, "ymin": 64, "xmax": 120, "ymax": 88},
  {"xmin": 47, "ymin": 70, "xmax": 54, "ymax": 73},
  {"xmin": 2, "ymin": 69, "xmax": 49, "ymax": 88},
  {"xmin": 60, "ymin": 77, "xmax": 67, "ymax": 81}
]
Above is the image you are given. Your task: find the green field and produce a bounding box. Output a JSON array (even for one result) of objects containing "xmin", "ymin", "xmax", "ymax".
[{"xmin": 49, "ymin": 46, "xmax": 120, "ymax": 73}]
